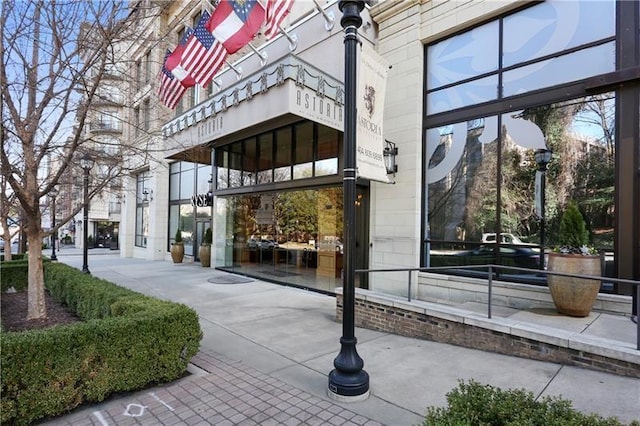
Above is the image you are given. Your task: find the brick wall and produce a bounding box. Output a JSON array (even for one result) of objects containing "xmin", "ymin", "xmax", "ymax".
[{"xmin": 336, "ymin": 295, "xmax": 640, "ymax": 379}]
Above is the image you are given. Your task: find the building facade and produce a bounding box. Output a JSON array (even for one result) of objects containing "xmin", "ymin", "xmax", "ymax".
[{"xmin": 115, "ymin": 0, "xmax": 639, "ymax": 308}]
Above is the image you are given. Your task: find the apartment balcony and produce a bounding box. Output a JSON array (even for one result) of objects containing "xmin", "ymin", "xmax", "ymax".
[
  {"xmin": 93, "ymin": 92, "xmax": 124, "ymax": 106},
  {"xmin": 89, "ymin": 121, "xmax": 122, "ymax": 133}
]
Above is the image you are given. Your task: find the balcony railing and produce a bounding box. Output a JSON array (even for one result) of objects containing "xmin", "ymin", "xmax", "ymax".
[{"xmin": 89, "ymin": 121, "xmax": 122, "ymax": 133}]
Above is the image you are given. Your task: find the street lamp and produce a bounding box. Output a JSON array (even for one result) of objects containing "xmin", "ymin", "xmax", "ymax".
[
  {"xmin": 328, "ymin": 0, "xmax": 369, "ymax": 401},
  {"xmin": 50, "ymin": 187, "xmax": 58, "ymax": 261},
  {"xmin": 534, "ymin": 148, "xmax": 552, "ymax": 270},
  {"xmin": 80, "ymin": 153, "xmax": 94, "ymax": 274}
]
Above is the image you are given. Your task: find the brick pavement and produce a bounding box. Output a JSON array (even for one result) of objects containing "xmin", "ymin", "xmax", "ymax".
[{"xmin": 41, "ymin": 351, "xmax": 384, "ymax": 426}]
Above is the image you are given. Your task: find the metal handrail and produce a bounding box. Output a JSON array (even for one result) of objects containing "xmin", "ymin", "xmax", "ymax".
[{"xmin": 355, "ymin": 264, "xmax": 640, "ymax": 350}]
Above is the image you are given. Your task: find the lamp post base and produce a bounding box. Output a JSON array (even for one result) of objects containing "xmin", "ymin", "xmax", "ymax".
[{"xmin": 327, "ymin": 369, "xmax": 370, "ymax": 401}]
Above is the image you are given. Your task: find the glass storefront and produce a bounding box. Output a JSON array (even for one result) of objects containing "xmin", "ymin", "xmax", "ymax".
[
  {"xmin": 214, "ymin": 187, "xmax": 348, "ymax": 293},
  {"xmin": 169, "ymin": 161, "xmax": 212, "ymax": 258},
  {"xmin": 423, "ymin": 0, "xmax": 618, "ymax": 288},
  {"xmin": 211, "ymin": 119, "xmax": 368, "ymax": 292},
  {"xmin": 426, "ymin": 95, "xmax": 616, "ymax": 284}
]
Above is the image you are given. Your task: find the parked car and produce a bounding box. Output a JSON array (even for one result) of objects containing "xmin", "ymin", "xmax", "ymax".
[
  {"xmin": 458, "ymin": 245, "xmax": 540, "ymax": 269},
  {"xmin": 481, "ymin": 233, "xmax": 525, "ymax": 245},
  {"xmin": 247, "ymin": 238, "xmax": 279, "ymax": 249}
]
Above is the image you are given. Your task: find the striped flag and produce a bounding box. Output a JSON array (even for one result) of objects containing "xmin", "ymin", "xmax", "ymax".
[
  {"xmin": 264, "ymin": 0, "xmax": 294, "ymax": 39},
  {"xmin": 158, "ymin": 50, "xmax": 190, "ymax": 109},
  {"xmin": 165, "ymin": 28, "xmax": 197, "ymax": 87},
  {"xmin": 182, "ymin": 10, "xmax": 227, "ymax": 87},
  {"xmin": 206, "ymin": 0, "xmax": 265, "ymax": 54}
]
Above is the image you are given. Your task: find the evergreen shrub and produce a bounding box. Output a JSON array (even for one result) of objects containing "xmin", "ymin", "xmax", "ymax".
[
  {"xmin": 0, "ymin": 262, "xmax": 202, "ymax": 425},
  {"xmin": 424, "ymin": 380, "xmax": 639, "ymax": 426}
]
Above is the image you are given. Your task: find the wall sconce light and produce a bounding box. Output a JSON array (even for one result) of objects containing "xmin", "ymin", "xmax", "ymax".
[
  {"xmin": 384, "ymin": 140, "xmax": 398, "ymax": 174},
  {"xmin": 142, "ymin": 188, "xmax": 153, "ymax": 202}
]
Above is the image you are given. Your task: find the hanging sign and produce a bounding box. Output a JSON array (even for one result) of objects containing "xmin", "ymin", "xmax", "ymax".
[{"xmin": 356, "ymin": 43, "xmax": 390, "ymax": 183}]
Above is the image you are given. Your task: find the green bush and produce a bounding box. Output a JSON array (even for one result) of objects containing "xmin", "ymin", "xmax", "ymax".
[
  {"xmin": 424, "ymin": 380, "xmax": 639, "ymax": 426},
  {"xmin": 0, "ymin": 253, "xmax": 27, "ymax": 262},
  {"xmin": 558, "ymin": 202, "xmax": 589, "ymax": 249},
  {"xmin": 1, "ymin": 263, "xmax": 202, "ymax": 425},
  {"xmin": 203, "ymin": 227, "xmax": 212, "ymax": 245},
  {"xmin": 1, "ymin": 257, "xmax": 51, "ymax": 292}
]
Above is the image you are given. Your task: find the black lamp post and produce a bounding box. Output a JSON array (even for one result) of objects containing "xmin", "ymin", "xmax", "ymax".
[
  {"xmin": 328, "ymin": 0, "xmax": 369, "ymax": 400},
  {"xmin": 50, "ymin": 187, "xmax": 58, "ymax": 261},
  {"xmin": 80, "ymin": 153, "xmax": 94, "ymax": 274},
  {"xmin": 534, "ymin": 148, "xmax": 552, "ymax": 270}
]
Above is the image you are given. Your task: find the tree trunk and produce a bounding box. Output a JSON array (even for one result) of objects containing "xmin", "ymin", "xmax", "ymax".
[{"xmin": 27, "ymin": 231, "xmax": 46, "ymax": 320}]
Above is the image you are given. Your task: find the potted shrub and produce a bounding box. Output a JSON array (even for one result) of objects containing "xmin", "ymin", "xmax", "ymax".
[
  {"xmin": 199, "ymin": 227, "xmax": 212, "ymax": 268},
  {"xmin": 171, "ymin": 228, "xmax": 184, "ymax": 263},
  {"xmin": 547, "ymin": 202, "xmax": 601, "ymax": 317}
]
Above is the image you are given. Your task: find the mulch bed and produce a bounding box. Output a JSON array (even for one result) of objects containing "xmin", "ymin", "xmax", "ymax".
[{"xmin": 1, "ymin": 291, "xmax": 81, "ymax": 332}]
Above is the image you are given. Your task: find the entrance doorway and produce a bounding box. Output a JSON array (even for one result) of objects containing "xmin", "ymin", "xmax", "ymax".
[{"xmin": 215, "ymin": 185, "xmax": 370, "ymax": 293}]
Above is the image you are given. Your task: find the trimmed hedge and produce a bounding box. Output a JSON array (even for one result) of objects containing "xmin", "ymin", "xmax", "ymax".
[
  {"xmin": 0, "ymin": 262, "xmax": 202, "ymax": 425},
  {"xmin": 424, "ymin": 380, "xmax": 640, "ymax": 426},
  {"xmin": 0, "ymin": 257, "xmax": 51, "ymax": 292},
  {"xmin": 0, "ymin": 253, "xmax": 27, "ymax": 262}
]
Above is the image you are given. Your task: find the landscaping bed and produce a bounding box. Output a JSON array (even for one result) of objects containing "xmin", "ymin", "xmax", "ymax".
[{"xmin": 0, "ymin": 262, "xmax": 202, "ymax": 425}]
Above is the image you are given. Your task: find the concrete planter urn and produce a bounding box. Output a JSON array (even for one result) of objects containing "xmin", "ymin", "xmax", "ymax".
[
  {"xmin": 171, "ymin": 243, "xmax": 184, "ymax": 263},
  {"xmin": 199, "ymin": 228, "xmax": 212, "ymax": 268},
  {"xmin": 199, "ymin": 244, "xmax": 211, "ymax": 267},
  {"xmin": 547, "ymin": 202, "xmax": 601, "ymax": 317},
  {"xmin": 171, "ymin": 229, "xmax": 184, "ymax": 263},
  {"xmin": 547, "ymin": 252, "xmax": 601, "ymax": 317}
]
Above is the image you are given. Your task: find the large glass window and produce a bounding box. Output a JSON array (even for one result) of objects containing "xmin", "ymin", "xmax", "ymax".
[
  {"xmin": 215, "ymin": 121, "xmax": 342, "ymax": 189},
  {"xmin": 424, "ymin": 0, "xmax": 619, "ymax": 288},
  {"xmin": 275, "ymin": 128, "xmax": 292, "ymax": 181},
  {"xmin": 425, "ymin": 95, "xmax": 616, "ymax": 282},
  {"xmin": 135, "ymin": 172, "xmax": 150, "ymax": 248},
  {"xmin": 214, "ymin": 187, "xmax": 346, "ymax": 292},
  {"xmin": 425, "ymin": 0, "xmax": 616, "ymax": 115},
  {"xmin": 168, "ymin": 161, "xmax": 212, "ymax": 256},
  {"xmin": 293, "ymin": 122, "xmax": 313, "ymax": 179}
]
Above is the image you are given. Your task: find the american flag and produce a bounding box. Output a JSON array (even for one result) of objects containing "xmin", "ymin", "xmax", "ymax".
[
  {"xmin": 158, "ymin": 50, "xmax": 189, "ymax": 109},
  {"xmin": 206, "ymin": 0, "xmax": 266, "ymax": 54},
  {"xmin": 182, "ymin": 11, "xmax": 227, "ymax": 87},
  {"xmin": 264, "ymin": 0, "xmax": 294, "ymax": 39}
]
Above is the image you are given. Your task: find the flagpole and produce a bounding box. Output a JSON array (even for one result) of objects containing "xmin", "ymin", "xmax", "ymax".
[
  {"xmin": 248, "ymin": 42, "xmax": 268, "ymax": 66},
  {"xmin": 279, "ymin": 27, "xmax": 298, "ymax": 51},
  {"xmin": 225, "ymin": 60, "xmax": 243, "ymax": 80},
  {"xmin": 312, "ymin": 0, "xmax": 335, "ymax": 31}
]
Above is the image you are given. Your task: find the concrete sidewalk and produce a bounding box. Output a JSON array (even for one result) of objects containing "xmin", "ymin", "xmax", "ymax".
[{"xmin": 42, "ymin": 250, "xmax": 640, "ymax": 425}]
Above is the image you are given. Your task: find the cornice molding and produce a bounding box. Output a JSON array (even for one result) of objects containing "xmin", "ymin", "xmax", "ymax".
[{"xmin": 369, "ymin": 0, "xmax": 421, "ymax": 24}]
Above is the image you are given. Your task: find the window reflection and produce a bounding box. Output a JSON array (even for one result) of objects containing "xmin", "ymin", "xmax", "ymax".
[
  {"xmin": 425, "ymin": 0, "xmax": 616, "ymax": 114},
  {"xmin": 426, "ymin": 95, "xmax": 616, "ymax": 279}
]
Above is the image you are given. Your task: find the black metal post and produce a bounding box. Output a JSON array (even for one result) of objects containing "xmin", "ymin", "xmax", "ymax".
[
  {"xmin": 328, "ymin": 0, "xmax": 369, "ymax": 400},
  {"xmin": 82, "ymin": 168, "xmax": 90, "ymax": 274},
  {"xmin": 50, "ymin": 192, "xmax": 57, "ymax": 261},
  {"xmin": 535, "ymin": 149, "xmax": 551, "ymax": 271},
  {"xmin": 539, "ymin": 171, "xmax": 546, "ymax": 270}
]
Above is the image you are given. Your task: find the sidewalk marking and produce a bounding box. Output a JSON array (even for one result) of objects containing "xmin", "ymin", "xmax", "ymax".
[
  {"xmin": 92, "ymin": 411, "xmax": 109, "ymax": 426},
  {"xmin": 123, "ymin": 403, "xmax": 147, "ymax": 417},
  {"xmin": 149, "ymin": 392, "xmax": 175, "ymax": 411}
]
